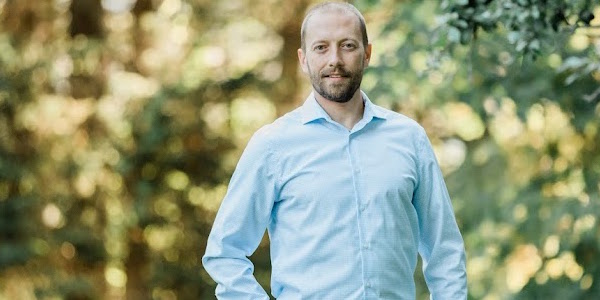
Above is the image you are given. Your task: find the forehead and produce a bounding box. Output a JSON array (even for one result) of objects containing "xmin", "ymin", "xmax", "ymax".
[{"xmin": 304, "ymin": 10, "xmax": 361, "ymax": 43}]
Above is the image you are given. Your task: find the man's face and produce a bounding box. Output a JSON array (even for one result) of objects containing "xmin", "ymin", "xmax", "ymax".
[{"xmin": 298, "ymin": 10, "xmax": 371, "ymax": 103}]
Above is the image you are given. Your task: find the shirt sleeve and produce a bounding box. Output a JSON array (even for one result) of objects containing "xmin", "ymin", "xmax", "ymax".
[
  {"xmin": 202, "ymin": 128, "xmax": 278, "ymax": 300},
  {"xmin": 413, "ymin": 128, "xmax": 467, "ymax": 300}
]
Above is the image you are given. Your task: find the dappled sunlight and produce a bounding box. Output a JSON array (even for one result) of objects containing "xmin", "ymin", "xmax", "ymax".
[
  {"xmin": 18, "ymin": 95, "xmax": 94, "ymax": 137},
  {"xmin": 506, "ymin": 244, "xmax": 542, "ymax": 292},
  {"xmin": 477, "ymin": 92, "xmax": 596, "ymax": 297},
  {"xmin": 488, "ymin": 99, "xmax": 590, "ymax": 195},
  {"xmin": 42, "ymin": 203, "xmax": 64, "ymax": 229},
  {"xmin": 570, "ymin": 33, "xmax": 590, "ymax": 51},
  {"xmin": 181, "ymin": 46, "xmax": 227, "ymax": 88},
  {"xmin": 187, "ymin": 184, "xmax": 228, "ymax": 213},
  {"xmin": 581, "ymin": 274, "xmax": 594, "ymax": 290},
  {"xmin": 222, "ymin": 19, "xmax": 284, "ymax": 77},
  {"xmin": 105, "ymin": 265, "xmax": 127, "ymax": 288},
  {"xmin": 546, "ymin": 53, "xmax": 562, "ymax": 69},
  {"xmin": 544, "ymin": 252, "xmax": 584, "ymax": 281},
  {"xmin": 143, "ymin": 224, "xmax": 181, "ymax": 252},
  {"xmin": 433, "ymin": 138, "xmax": 466, "ymax": 174},
  {"xmin": 164, "ymin": 170, "xmax": 190, "ymax": 191},
  {"xmin": 230, "ymin": 95, "xmax": 277, "ymax": 143},
  {"xmin": 102, "ymin": 0, "xmax": 136, "ymax": 13},
  {"xmin": 153, "ymin": 195, "xmax": 182, "ymax": 222},
  {"xmin": 542, "ymin": 170, "xmax": 586, "ymax": 199},
  {"xmin": 573, "ymin": 214, "xmax": 597, "ymax": 235},
  {"xmin": 512, "ymin": 203, "xmax": 528, "ymax": 222},
  {"xmin": 466, "ymin": 255, "xmax": 493, "ymax": 297},
  {"xmin": 201, "ymin": 102, "xmax": 230, "ymax": 137},
  {"xmin": 133, "ymin": 1, "xmax": 193, "ymax": 81},
  {"xmin": 543, "ymin": 235, "xmax": 560, "ymax": 257},
  {"xmin": 97, "ymin": 95, "xmax": 134, "ymax": 141},
  {"xmin": 444, "ymin": 102, "xmax": 485, "ymax": 141},
  {"xmin": 409, "ymin": 51, "xmax": 428, "ymax": 74},
  {"xmin": 60, "ymin": 242, "xmax": 76, "ymax": 260},
  {"xmin": 158, "ymin": 0, "xmax": 183, "ymax": 18},
  {"xmin": 489, "ymin": 97, "xmax": 525, "ymax": 145},
  {"xmin": 74, "ymin": 170, "xmax": 98, "ymax": 198},
  {"xmin": 108, "ymin": 70, "xmax": 160, "ymax": 99}
]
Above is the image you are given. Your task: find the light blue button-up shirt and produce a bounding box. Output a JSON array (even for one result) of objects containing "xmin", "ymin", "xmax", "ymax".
[{"xmin": 203, "ymin": 92, "xmax": 467, "ymax": 299}]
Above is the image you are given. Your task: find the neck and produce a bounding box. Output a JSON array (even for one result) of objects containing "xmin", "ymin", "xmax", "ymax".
[{"xmin": 314, "ymin": 90, "xmax": 364, "ymax": 130}]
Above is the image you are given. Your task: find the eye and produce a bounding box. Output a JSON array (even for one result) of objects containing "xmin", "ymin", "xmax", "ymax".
[
  {"xmin": 313, "ymin": 45, "xmax": 327, "ymax": 52},
  {"xmin": 342, "ymin": 42, "xmax": 357, "ymax": 50}
]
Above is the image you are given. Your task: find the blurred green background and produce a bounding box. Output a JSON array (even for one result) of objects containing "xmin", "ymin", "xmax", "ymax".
[{"xmin": 0, "ymin": 0, "xmax": 599, "ymax": 299}]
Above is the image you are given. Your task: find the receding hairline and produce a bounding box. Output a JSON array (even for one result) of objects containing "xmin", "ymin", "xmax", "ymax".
[{"xmin": 300, "ymin": 2, "xmax": 368, "ymax": 51}]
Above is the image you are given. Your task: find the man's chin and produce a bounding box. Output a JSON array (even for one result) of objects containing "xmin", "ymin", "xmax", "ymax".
[
  {"xmin": 319, "ymin": 93, "xmax": 352, "ymax": 103},
  {"xmin": 312, "ymin": 81, "xmax": 357, "ymax": 103},
  {"xmin": 320, "ymin": 88, "xmax": 355, "ymax": 103},
  {"xmin": 324, "ymin": 95, "xmax": 352, "ymax": 103}
]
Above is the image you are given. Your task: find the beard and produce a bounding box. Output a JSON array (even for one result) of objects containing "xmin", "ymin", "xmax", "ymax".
[{"xmin": 308, "ymin": 64, "xmax": 363, "ymax": 103}]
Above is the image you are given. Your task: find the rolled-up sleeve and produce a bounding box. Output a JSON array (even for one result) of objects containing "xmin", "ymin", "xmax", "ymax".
[
  {"xmin": 202, "ymin": 127, "xmax": 278, "ymax": 300},
  {"xmin": 413, "ymin": 128, "xmax": 467, "ymax": 299}
]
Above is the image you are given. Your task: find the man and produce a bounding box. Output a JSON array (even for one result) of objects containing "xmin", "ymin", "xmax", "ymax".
[{"xmin": 202, "ymin": 2, "xmax": 467, "ymax": 299}]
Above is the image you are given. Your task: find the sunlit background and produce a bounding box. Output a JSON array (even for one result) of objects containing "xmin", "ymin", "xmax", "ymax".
[{"xmin": 0, "ymin": 0, "xmax": 599, "ymax": 299}]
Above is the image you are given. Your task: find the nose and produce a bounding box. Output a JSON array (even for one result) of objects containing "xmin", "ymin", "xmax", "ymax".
[{"xmin": 327, "ymin": 48, "xmax": 343, "ymax": 67}]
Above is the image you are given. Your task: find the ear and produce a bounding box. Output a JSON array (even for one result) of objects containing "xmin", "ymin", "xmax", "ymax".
[
  {"xmin": 364, "ymin": 43, "xmax": 372, "ymax": 67},
  {"xmin": 298, "ymin": 48, "xmax": 308, "ymax": 74}
]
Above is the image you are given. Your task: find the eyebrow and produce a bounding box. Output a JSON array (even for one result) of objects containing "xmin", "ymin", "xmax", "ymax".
[{"xmin": 310, "ymin": 38, "xmax": 359, "ymax": 48}]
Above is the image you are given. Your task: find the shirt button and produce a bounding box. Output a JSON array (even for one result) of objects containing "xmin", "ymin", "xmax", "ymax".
[
  {"xmin": 362, "ymin": 244, "xmax": 370, "ymax": 249},
  {"xmin": 366, "ymin": 282, "xmax": 372, "ymax": 288},
  {"xmin": 360, "ymin": 205, "xmax": 367, "ymax": 211}
]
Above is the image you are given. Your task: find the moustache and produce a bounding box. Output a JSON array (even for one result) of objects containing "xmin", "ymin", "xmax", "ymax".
[{"xmin": 321, "ymin": 68, "xmax": 351, "ymax": 78}]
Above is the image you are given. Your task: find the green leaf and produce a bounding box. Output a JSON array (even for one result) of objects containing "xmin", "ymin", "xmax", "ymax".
[
  {"xmin": 565, "ymin": 73, "xmax": 581, "ymax": 85},
  {"xmin": 507, "ymin": 31, "xmax": 521, "ymax": 44},
  {"xmin": 448, "ymin": 27, "xmax": 462, "ymax": 43},
  {"xmin": 529, "ymin": 39, "xmax": 540, "ymax": 51},
  {"xmin": 454, "ymin": 19, "xmax": 470, "ymax": 29},
  {"xmin": 516, "ymin": 39, "xmax": 528, "ymax": 51},
  {"xmin": 558, "ymin": 57, "xmax": 589, "ymax": 72}
]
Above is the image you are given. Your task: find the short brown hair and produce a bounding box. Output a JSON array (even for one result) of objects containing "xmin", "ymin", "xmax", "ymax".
[{"xmin": 300, "ymin": 2, "xmax": 368, "ymax": 51}]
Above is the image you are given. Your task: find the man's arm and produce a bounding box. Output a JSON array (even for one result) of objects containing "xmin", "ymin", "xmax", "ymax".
[
  {"xmin": 202, "ymin": 128, "xmax": 278, "ymax": 300},
  {"xmin": 413, "ymin": 128, "xmax": 467, "ymax": 299}
]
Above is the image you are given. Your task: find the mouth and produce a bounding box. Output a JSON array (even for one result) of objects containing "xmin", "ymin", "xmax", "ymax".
[
  {"xmin": 322, "ymin": 68, "xmax": 350, "ymax": 78},
  {"xmin": 323, "ymin": 73, "xmax": 349, "ymax": 79}
]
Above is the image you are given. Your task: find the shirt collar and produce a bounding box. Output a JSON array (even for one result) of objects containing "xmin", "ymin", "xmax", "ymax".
[{"xmin": 301, "ymin": 90, "xmax": 388, "ymax": 125}]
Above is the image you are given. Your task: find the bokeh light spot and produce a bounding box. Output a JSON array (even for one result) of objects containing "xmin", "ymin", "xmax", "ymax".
[
  {"xmin": 105, "ymin": 266, "xmax": 127, "ymax": 288},
  {"xmin": 42, "ymin": 203, "xmax": 64, "ymax": 229}
]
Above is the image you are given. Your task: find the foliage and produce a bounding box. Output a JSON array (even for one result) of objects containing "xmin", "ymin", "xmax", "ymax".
[
  {"xmin": 440, "ymin": 0, "xmax": 598, "ymax": 55},
  {"xmin": 0, "ymin": 0, "xmax": 598, "ymax": 299}
]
